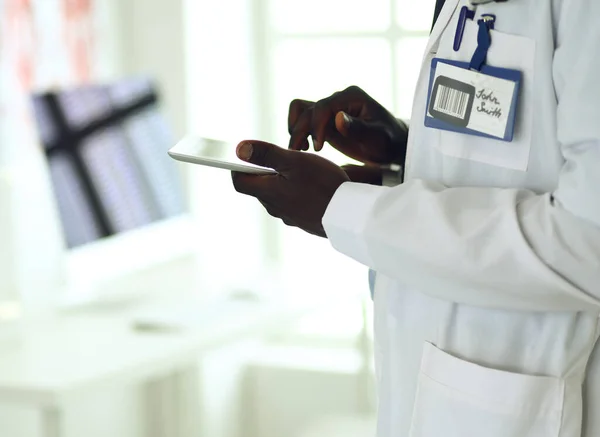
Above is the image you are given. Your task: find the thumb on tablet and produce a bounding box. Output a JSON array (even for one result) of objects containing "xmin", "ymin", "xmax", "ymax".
[{"xmin": 236, "ymin": 141, "xmax": 293, "ymax": 172}]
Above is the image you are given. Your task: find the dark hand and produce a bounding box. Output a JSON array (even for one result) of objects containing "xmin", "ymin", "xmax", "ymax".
[
  {"xmin": 231, "ymin": 141, "xmax": 350, "ymax": 238},
  {"xmin": 288, "ymin": 86, "xmax": 408, "ymax": 165}
]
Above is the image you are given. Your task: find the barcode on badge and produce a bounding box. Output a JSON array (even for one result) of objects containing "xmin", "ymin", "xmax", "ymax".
[{"xmin": 433, "ymin": 85, "xmax": 469, "ymax": 119}]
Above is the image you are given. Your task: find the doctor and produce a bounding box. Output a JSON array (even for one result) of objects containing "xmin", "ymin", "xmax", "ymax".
[{"xmin": 232, "ymin": 0, "xmax": 600, "ymax": 436}]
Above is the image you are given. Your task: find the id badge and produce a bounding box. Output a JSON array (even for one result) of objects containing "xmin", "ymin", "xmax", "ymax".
[{"xmin": 425, "ymin": 58, "xmax": 521, "ymax": 142}]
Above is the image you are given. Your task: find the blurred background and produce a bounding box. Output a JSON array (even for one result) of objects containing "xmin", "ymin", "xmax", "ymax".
[{"xmin": 0, "ymin": 1, "xmax": 435, "ymax": 436}]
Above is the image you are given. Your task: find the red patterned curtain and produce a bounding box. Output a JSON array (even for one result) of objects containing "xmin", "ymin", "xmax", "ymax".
[{"xmin": 1, "ymin": 0, "xmax": 97, "ymax": 135}]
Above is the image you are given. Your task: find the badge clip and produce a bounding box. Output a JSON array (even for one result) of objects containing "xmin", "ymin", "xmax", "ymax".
[{"xmin": 469, "ymin": 14, "xmax": 496, "ymax": 71}]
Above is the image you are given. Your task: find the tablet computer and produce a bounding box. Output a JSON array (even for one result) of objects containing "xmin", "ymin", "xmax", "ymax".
[{"xmin": 168, "ymin": 137, "xmax": 276, "ymax": 175}]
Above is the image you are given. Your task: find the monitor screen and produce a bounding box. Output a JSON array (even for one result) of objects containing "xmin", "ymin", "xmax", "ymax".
[{"xmin": 31, "ymin": 78, "xmax": 186, "ymax": 248}]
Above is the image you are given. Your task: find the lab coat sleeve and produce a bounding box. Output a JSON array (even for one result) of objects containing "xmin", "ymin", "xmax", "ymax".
[{"xmin": 322, "ymin": 0, "xmax": 600, "ymax": 313}]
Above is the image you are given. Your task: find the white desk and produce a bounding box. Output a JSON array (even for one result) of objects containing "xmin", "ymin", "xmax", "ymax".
[{"xmin": 0, "ymin": 294, "xmax": 313, "ymax": 437}]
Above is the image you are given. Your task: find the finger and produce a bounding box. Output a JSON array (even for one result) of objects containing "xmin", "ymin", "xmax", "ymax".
[
  {"xmin": 288, "ymin": 99, "xmax": 313, "ymax": 134},
  {"xmin": 335, "ymin": 111, "xmax": 386, "ymax": 142},
  {"xmin": 290, "ymin": 87, "xmax": 365, "ymax": 153},
  {"xmin": 231, "ymin": 171, "xmax": 279, "ymax": 198},
  {"xmin": 231, "ymin": 171, "xmax": 260, "ymax": 197},
  {"xmin": 288, "ymin": 109, "xmax": 312, "ymax": 151},
  {"xmin": 290, "ymin": 136, "xmax": 310, "ymax": 151},
  {"xmin": 281, "ymin": 218, "xmax": 296, "ymax": 227},
  {"xmin": 259, "ymin": 201, "xmax": 296, "ymax": 229},
  {"xmin": 335, "ymin": 112, "xmax": 391, "ymax": 162},
  {"xmin": 310, "ymin": 87, "xmax": 361, "ymax": 152},
  {"xmin": 259, "ymin": 200, "xmax": 280, "ymax": 219},
  {"xmin": 236, "ymin": 140, "xmax": 294, "ymax": 173},
  {"xmin": 311, "ymin": 99, "xmax": 337, "ymax": 152}
]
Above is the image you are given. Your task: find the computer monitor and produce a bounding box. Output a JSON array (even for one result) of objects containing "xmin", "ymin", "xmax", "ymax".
[{"xmin": 31, "ymin": 78, "xmax": 186, "ymax": 249}]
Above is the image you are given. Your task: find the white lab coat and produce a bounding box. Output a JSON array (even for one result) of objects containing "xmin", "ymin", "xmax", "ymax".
[{"xmin": 322, "ymin": 0, "xmax": 600, "ymax": 436}]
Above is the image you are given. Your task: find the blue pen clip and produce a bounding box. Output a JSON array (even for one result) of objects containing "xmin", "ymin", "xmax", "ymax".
[
  {"xmin": 454, "ymin": 6, "xmax": 475, "ymax": 52},
  {"xmin": 469, "ymin": 14, "xmax": 496, "ymax": 71}
]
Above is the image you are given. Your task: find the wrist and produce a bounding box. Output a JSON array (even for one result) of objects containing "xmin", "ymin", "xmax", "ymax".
[{"xmin": 389, "ymin": 117, "xmax": 409, "ymax": 166}]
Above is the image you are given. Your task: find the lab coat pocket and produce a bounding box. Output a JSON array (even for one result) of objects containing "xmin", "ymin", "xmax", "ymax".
[
  {"xmin": 409, "ymin": 342, "xmax": 564, "ymax": 437},
  {"xmin": 434, "ymin": 20, "xmax": 536, "ymax": 171}
]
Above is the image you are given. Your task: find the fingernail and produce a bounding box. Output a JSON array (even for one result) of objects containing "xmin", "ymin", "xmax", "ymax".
[
  {"xmin": 312, "ymin": 137, "xmax": 321, "ymax": 151},
  {"xmin": 342, "ymin": 112, "xmax": 352, "ymax": 124},
  {"xmin": 237, "ymin": 142, "xmax": 253, "ymax": 161}
]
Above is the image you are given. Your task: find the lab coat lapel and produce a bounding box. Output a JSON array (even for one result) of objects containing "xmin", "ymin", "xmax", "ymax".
[
  {"xmin": 425, "ymin": 0, "xmax": 460, "ymax": 56},
  {"xmin": 404, "ymin": 0, "xmax": 460, "ymax": 178}
]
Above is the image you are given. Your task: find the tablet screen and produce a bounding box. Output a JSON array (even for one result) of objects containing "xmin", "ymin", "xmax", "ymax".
[{"xmin": 168, "ymin": 137, "xmax": 276, "ymax": 174}]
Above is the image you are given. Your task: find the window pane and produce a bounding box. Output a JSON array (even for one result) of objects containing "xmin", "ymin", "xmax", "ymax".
[
  {"xmin": 272, "ymin": 37, "xmax": 393, "ymax": 162},
  {"xmin": 269, "ymin": 38, "xmax": 379, "ymax": 308},
  {"xmin": 185, "ymin": 0, "xmax": 257, "ymax": 140},
  {"xmin": 396, "ymin": 0, "xmax": 436, "ymax": 31},
  {"xmin": 270, "ymin": 0, "xmax": 390, "ymax": 34},
  {"xmin": 395, "ymin": 37, "xmax": 429, "ymax": 119}
]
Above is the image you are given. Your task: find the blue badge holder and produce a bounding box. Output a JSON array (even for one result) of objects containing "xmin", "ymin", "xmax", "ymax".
[
  {"xmin": 424, "ymin": 58, "xmax": 522, "ymax": 142},
  {"xmin": 425, "ymin": 14, "xmax": 522, "ymax": 142}
]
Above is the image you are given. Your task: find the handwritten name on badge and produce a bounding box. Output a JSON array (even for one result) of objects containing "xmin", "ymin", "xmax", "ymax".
[{"xmin": 476, "ymin": 89, "xmax": 502, "ymax": 119}]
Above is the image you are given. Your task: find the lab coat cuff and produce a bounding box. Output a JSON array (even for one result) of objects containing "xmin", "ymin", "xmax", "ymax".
[{"xmin": 322, "ymin": 182, "xmax": 389, "ymax": 267}]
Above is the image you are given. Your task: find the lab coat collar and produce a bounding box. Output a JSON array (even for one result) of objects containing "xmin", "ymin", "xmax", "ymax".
[{"xmin": 425, "ymin": 0, "xmax": 461, "ymax": 56}]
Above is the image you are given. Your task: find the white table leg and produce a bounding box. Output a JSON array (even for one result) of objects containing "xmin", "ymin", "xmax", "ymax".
[
  {"xmin": 143, "ymin": 365, "xmax": 202, "ymax": 437},
  {"xmin": 172, "ymin": 365, "xmax": 202, "ymax": 437},
  {"xmin": 41, "ymin": 407, "xmax": 63, "ymax": 437}
]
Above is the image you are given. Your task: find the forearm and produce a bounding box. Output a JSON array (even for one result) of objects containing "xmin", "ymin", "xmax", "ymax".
[{"xmin": 323, "ymin": 179, "xmax": 600, "ymax": 312}]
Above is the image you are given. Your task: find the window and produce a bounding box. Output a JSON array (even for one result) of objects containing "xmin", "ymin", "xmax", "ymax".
[
  {"xmin": 265, "ymin": 0, "xmax": 435, "ymax": 136},
  {"xmin": 255, "ymin": 0, "xmax": 436, "ymax": 341},
  {"xmin": 185, "ymin": 0, "xmax": 436, "ymax": 341}
]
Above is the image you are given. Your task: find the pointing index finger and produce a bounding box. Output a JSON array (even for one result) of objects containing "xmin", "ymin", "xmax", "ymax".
[
  {"xmin": 288, "ymin": 99, "xmax": 313, "ymax": 134},
  {"xmin": 288, "ymin": 109, "xmax": 312, "ymax": 151}
]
